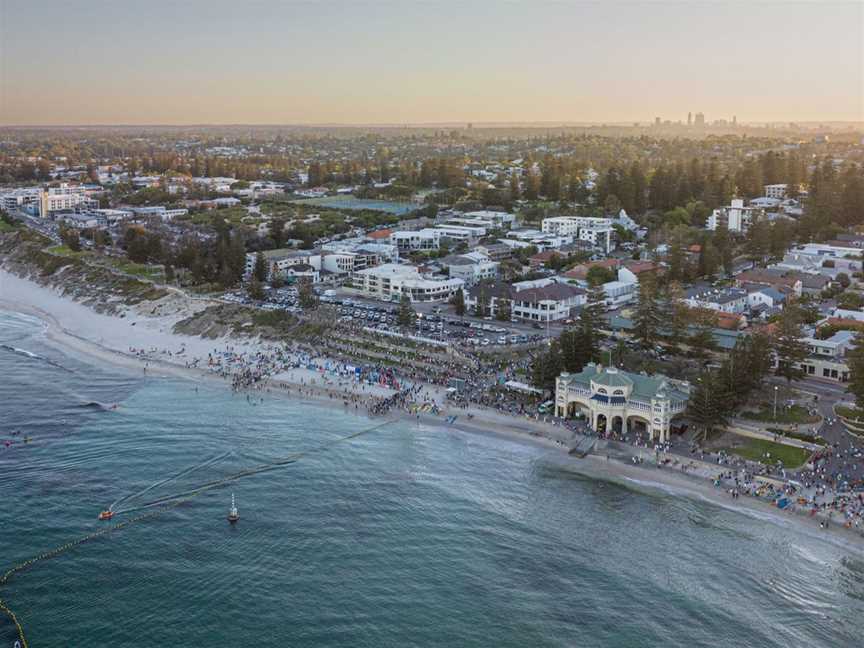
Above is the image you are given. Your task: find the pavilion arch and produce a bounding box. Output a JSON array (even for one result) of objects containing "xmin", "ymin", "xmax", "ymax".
[
  {"xmin": 595, "ymin": 413, "xmax": 608, "ymax": 433},
  {"xmin": 566, "ymin": 401, "xmax": 589, "ymax": 419},
  {"xmin": 627, "ymin": 414, "xmax": 650, "ymax": 435}
]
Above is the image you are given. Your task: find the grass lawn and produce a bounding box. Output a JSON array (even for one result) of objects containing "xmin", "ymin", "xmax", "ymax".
[
  {"xmin": 45, "ymin": 245, "xmax": 89, "ymax": 258},
  {"xmin": 740, "ymin": 403, "xmax": 819, "ymax": 425},
  {"xmin": 765, "ymin": 427, "xmax": 826, "ymax": 445},
  {"xmin": 99, "ymin": 257, "xmax": 163, "ymax": 281},
  {"xmin": 836, "ymin": 405, "xmax": 864, "ymax": 421},
  {"xmin": 722, "ymin": 438, "xmax": 811, "ymax": 468},
  {"xmin": 0, "ymin": 219, "xmax": 18, "ymax": 232}
]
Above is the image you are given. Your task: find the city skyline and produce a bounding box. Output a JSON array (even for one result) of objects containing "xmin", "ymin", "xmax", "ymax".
[{"xmin": 0, "ymin": 0, "xmax": 861, "ymax": 126}]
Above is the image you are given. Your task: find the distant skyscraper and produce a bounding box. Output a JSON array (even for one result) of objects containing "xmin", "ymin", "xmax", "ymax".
[
  {"xmin": 655, "ymin": 116, "xmax": 661, "ymax": 126},
  {"xmin": 732, "ymin": 115, "xmax": 737, "ymax": 127},
  {"xmin": 687, "ymin": 112, "xmax": 692, "ymax": 126},
  {"xmin": 695, "ymin": 112, "xmax": 705, "ymax": 127}
]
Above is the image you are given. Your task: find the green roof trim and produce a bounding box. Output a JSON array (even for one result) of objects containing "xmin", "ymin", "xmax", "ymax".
[{"xmin": 561, "ymin": 365, "xmax": 689, "ymax": 402}]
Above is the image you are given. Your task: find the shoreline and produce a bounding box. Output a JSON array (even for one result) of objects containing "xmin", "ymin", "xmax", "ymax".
[{"xmin": 1, "ymin": 269, "xmax": 862, "ymax": 548}]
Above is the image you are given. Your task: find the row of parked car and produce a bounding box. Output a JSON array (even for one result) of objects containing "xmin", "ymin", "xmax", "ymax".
[{"xmin": 223, "ymin": 286, "xmax": 304, "ymax": 313}]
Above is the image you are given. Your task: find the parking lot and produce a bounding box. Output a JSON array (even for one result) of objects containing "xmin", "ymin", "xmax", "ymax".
[
  {"xmin": 222, "ymin": 285, "xmax": 303, "ymax": 314},
  {"xmin": 220, "ymin": 285, "xmax": 547, "ymax": 349},
  {"xmin": 328, "ymin": 297, "xmax": 546, "ymax": 348}
]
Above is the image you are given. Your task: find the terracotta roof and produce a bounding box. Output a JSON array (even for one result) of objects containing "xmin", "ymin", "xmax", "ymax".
[
  {"xmin": 819, "ymin": 318, "xmax": 864, "ymax": 331},
  {"xmin": 736, "ymin": 270, "xmax": 799, "ymax": 288},
  {"xmin": 623, "ymin": 260, "xmax": 663, "ymax": 275},
  {"xmin": 529, "ymin": 250, "xmax": 559, "ymax": 264},
  {"xmin": 690, "ymin": 307, "xmax": 745, "ymax": 330},
  {"xmin": 562, "ymin": 258, "xmax": 620, "ymax": 280},
  {"xmin": 366, "ymin": 229, "xmax": 392, "ymax": 240}
]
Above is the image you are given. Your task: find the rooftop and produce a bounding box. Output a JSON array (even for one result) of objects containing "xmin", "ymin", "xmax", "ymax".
[{"xmin": 560, "ymin": 365, "xmax": 690, "ymax": 402}]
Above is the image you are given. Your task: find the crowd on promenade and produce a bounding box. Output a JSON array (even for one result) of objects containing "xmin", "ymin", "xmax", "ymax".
[{"xmin": 125, "ymin": 335, "xmax": 864, "ymax": 537}]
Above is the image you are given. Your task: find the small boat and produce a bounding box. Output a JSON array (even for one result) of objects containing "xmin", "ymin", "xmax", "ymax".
[
  {"xmin": 227, "ymin": 493, "xmax": 239, "ymax": 524},
  {"xmin": 98, "ymin": 510, "xmax": 114, "ymax": 521}
]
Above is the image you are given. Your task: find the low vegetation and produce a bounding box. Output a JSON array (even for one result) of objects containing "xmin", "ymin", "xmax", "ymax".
[
  {"xmin": 740, "ymin": 404, "xmax": 820, "ymax": 425},
  {"xmin": 721, "ymin": 438, "xmax": 811, "ymax": 468}
]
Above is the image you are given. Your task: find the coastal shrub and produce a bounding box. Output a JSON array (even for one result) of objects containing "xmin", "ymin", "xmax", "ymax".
[
  {"xmin": 252, "ymin": 310, "xmax": 295, "ymax": 332},
  {"xmin": 764, "ymin": 427, "xmax": 825, "ymax": 445},
  {"xmin": 38, "ymin": 253, "xmax": 77, "ymax": 276},
  {"xmin": 836, "ymin": 405, "xmax": 864, "ymax": 421}
]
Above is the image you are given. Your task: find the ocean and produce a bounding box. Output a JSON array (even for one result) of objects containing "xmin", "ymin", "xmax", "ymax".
[{"xmin": 1, "ymin": 309, "xmax": 863, "ymax": 647}]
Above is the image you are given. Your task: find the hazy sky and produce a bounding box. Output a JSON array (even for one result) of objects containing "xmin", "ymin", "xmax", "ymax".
[{"xmin": 0, "ymin": 0, "xmax": 861, "ymax": 125}]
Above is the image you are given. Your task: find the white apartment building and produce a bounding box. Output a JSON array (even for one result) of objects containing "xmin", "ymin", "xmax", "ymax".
[
  {"xmin": 541, "ymin": 216, "xmax": 614, "ymax": 253},
  {"xmin": 434, "ymin": 224, "xmax": 487, "ymax": 244},
  {"xmin": 321, "ymin": 251, "xmax": 359, "ymax": 274},
  {"xmin": 578, "ymin": 224, "xmax": 613, "ymax": 253},
  {"xmin": 93, "ymin": 208, "xmax": 134, "ymax": 225},
  {"xmin": 60, "ymin": 213, "xmax": 104, "ymax": 229},
  {"xmin": 352, "ymin": 263, "xmax": 464, "ymax": 303},
  {"xmin": 39, "ymin": 184, "xmax": 98, "ymax": 218},
  {"xmin": 511, "ymin": 282, "xmax": 585, "ymax": 321},
  {"xmin": 320, "ymin": 240, "xmax": 398, "ymax": 274},
  {"xmin": 441, "ymin": 252, "xmax": 499, "ymax": 286},
  {"xmin": 128, "ymin": 206, "xmax": 189, "ymax": 221},
  {"xmin": 504, "ymin": 229, "xmax": 573, "ymax": 251},
  {"xmin": 389, "ymin": 228, "xmax": 441, "ymax": 253},
  {"xmin": 764, "ymin": 184, "xmax": 788, "ymax": 200},
  {"xmin": 601, "ymin": 280, "xmax": 637, "ymax": 307},
  {"xmin": 541, "ymin": 216, "xmax": 611, "ymax": 236},
  {"xmin": 0, "ymin": 187, "xmax": 42, "ymax": 214},
  {"xmin": 706, "ymin": 199, "xmax": 762, "ymax": 234},
  {"xmin": 796, "ymin": 242, "xmax": 862, "ymax": 259},
  {"xmin": 463, "ymin": 210, "xmax": 516, "ymax": 229},
  {"xmin": 245, "ymin": 249, "xmax": 322, "ymax": 279}
]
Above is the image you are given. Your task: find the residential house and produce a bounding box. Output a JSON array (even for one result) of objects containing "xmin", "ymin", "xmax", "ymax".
[
  {"xmin": 746, "ymin": 286, "xmax": 787, "ymax": 310},
  {"xmin": 464, "ymin": 278, "xmax": 586, "ymax": 322},
  {"xmin": 735, "ymin": 269, "xmax": 803, "ymax": 297},
  {"xmin": 684, "ymin": 287, "xmax": 749, "ymax": 314}
]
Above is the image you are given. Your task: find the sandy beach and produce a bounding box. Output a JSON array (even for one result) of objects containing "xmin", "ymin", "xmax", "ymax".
[{"xmin": 2, "ymin": 267, "xmax": 861, "ymax": 548}]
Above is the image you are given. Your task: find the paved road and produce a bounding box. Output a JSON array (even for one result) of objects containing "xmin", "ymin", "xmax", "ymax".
[{"xmin": 764, "ymin": 375, "xmax": 864, "ymax": 484}]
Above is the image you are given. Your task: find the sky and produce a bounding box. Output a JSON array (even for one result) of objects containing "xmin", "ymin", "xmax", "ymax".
[{"xmin": 0, "ymin": 0, "xmax": 861, "ymax": 125}]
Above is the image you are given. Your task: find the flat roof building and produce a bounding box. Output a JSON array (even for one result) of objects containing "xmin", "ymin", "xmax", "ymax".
[{"xmin": 352, "ymin": 263, "xmax": 464, "ymax": 303}]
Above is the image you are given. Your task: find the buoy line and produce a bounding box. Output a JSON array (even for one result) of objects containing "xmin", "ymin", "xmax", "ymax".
[{"xmin": 0, "ymin": 418, "xmax": 396, "ymax": 647}]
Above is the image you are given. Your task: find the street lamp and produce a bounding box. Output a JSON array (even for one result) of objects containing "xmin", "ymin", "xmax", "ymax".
[{"xmin": 773, "ymin": 385, "xmax": 778, "ymax": 420}]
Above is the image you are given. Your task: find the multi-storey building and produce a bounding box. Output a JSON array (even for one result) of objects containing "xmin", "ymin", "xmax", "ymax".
[
  {"xmin": 39, "ymin": 184, "xmax": 98, "ymax": 218},
  {"xmin": 764, "ymin": 184, "xmax": 788, "ymax": 200},
  {"xmin": 440, "ymin": 252, "xmax": 498, "ymax": 286},
  {"xmin": 706, "ymin": 199, "xmax": 762, "ymax": 234},
  {"xmin": 464, "ymin": 278, "xmax": 586, "ymax": 322},
  {"xmin": 351, "ymin": 263, "xmax": 464, "ymax": 303},
  {"xmin": 541, "ymin": 216, "xmax": 615, "ymax": 253},
  {"xmin": 389, "ymin": 228, "xmax": 441, "ymax": 253},
  {"xmin": 245, "ymin": 249, "xmax": 321, "ymax": 279}
]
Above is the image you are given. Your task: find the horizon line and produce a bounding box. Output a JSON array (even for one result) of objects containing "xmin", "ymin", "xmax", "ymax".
[{"xmin": 1, "ymin": 120, "xmax": 862, "ymax": 130}]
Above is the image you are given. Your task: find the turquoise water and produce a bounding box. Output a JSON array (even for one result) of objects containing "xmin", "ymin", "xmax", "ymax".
[{"xmin": 1, "ymin": 309, "xmax": 863, "ymax": 647}]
